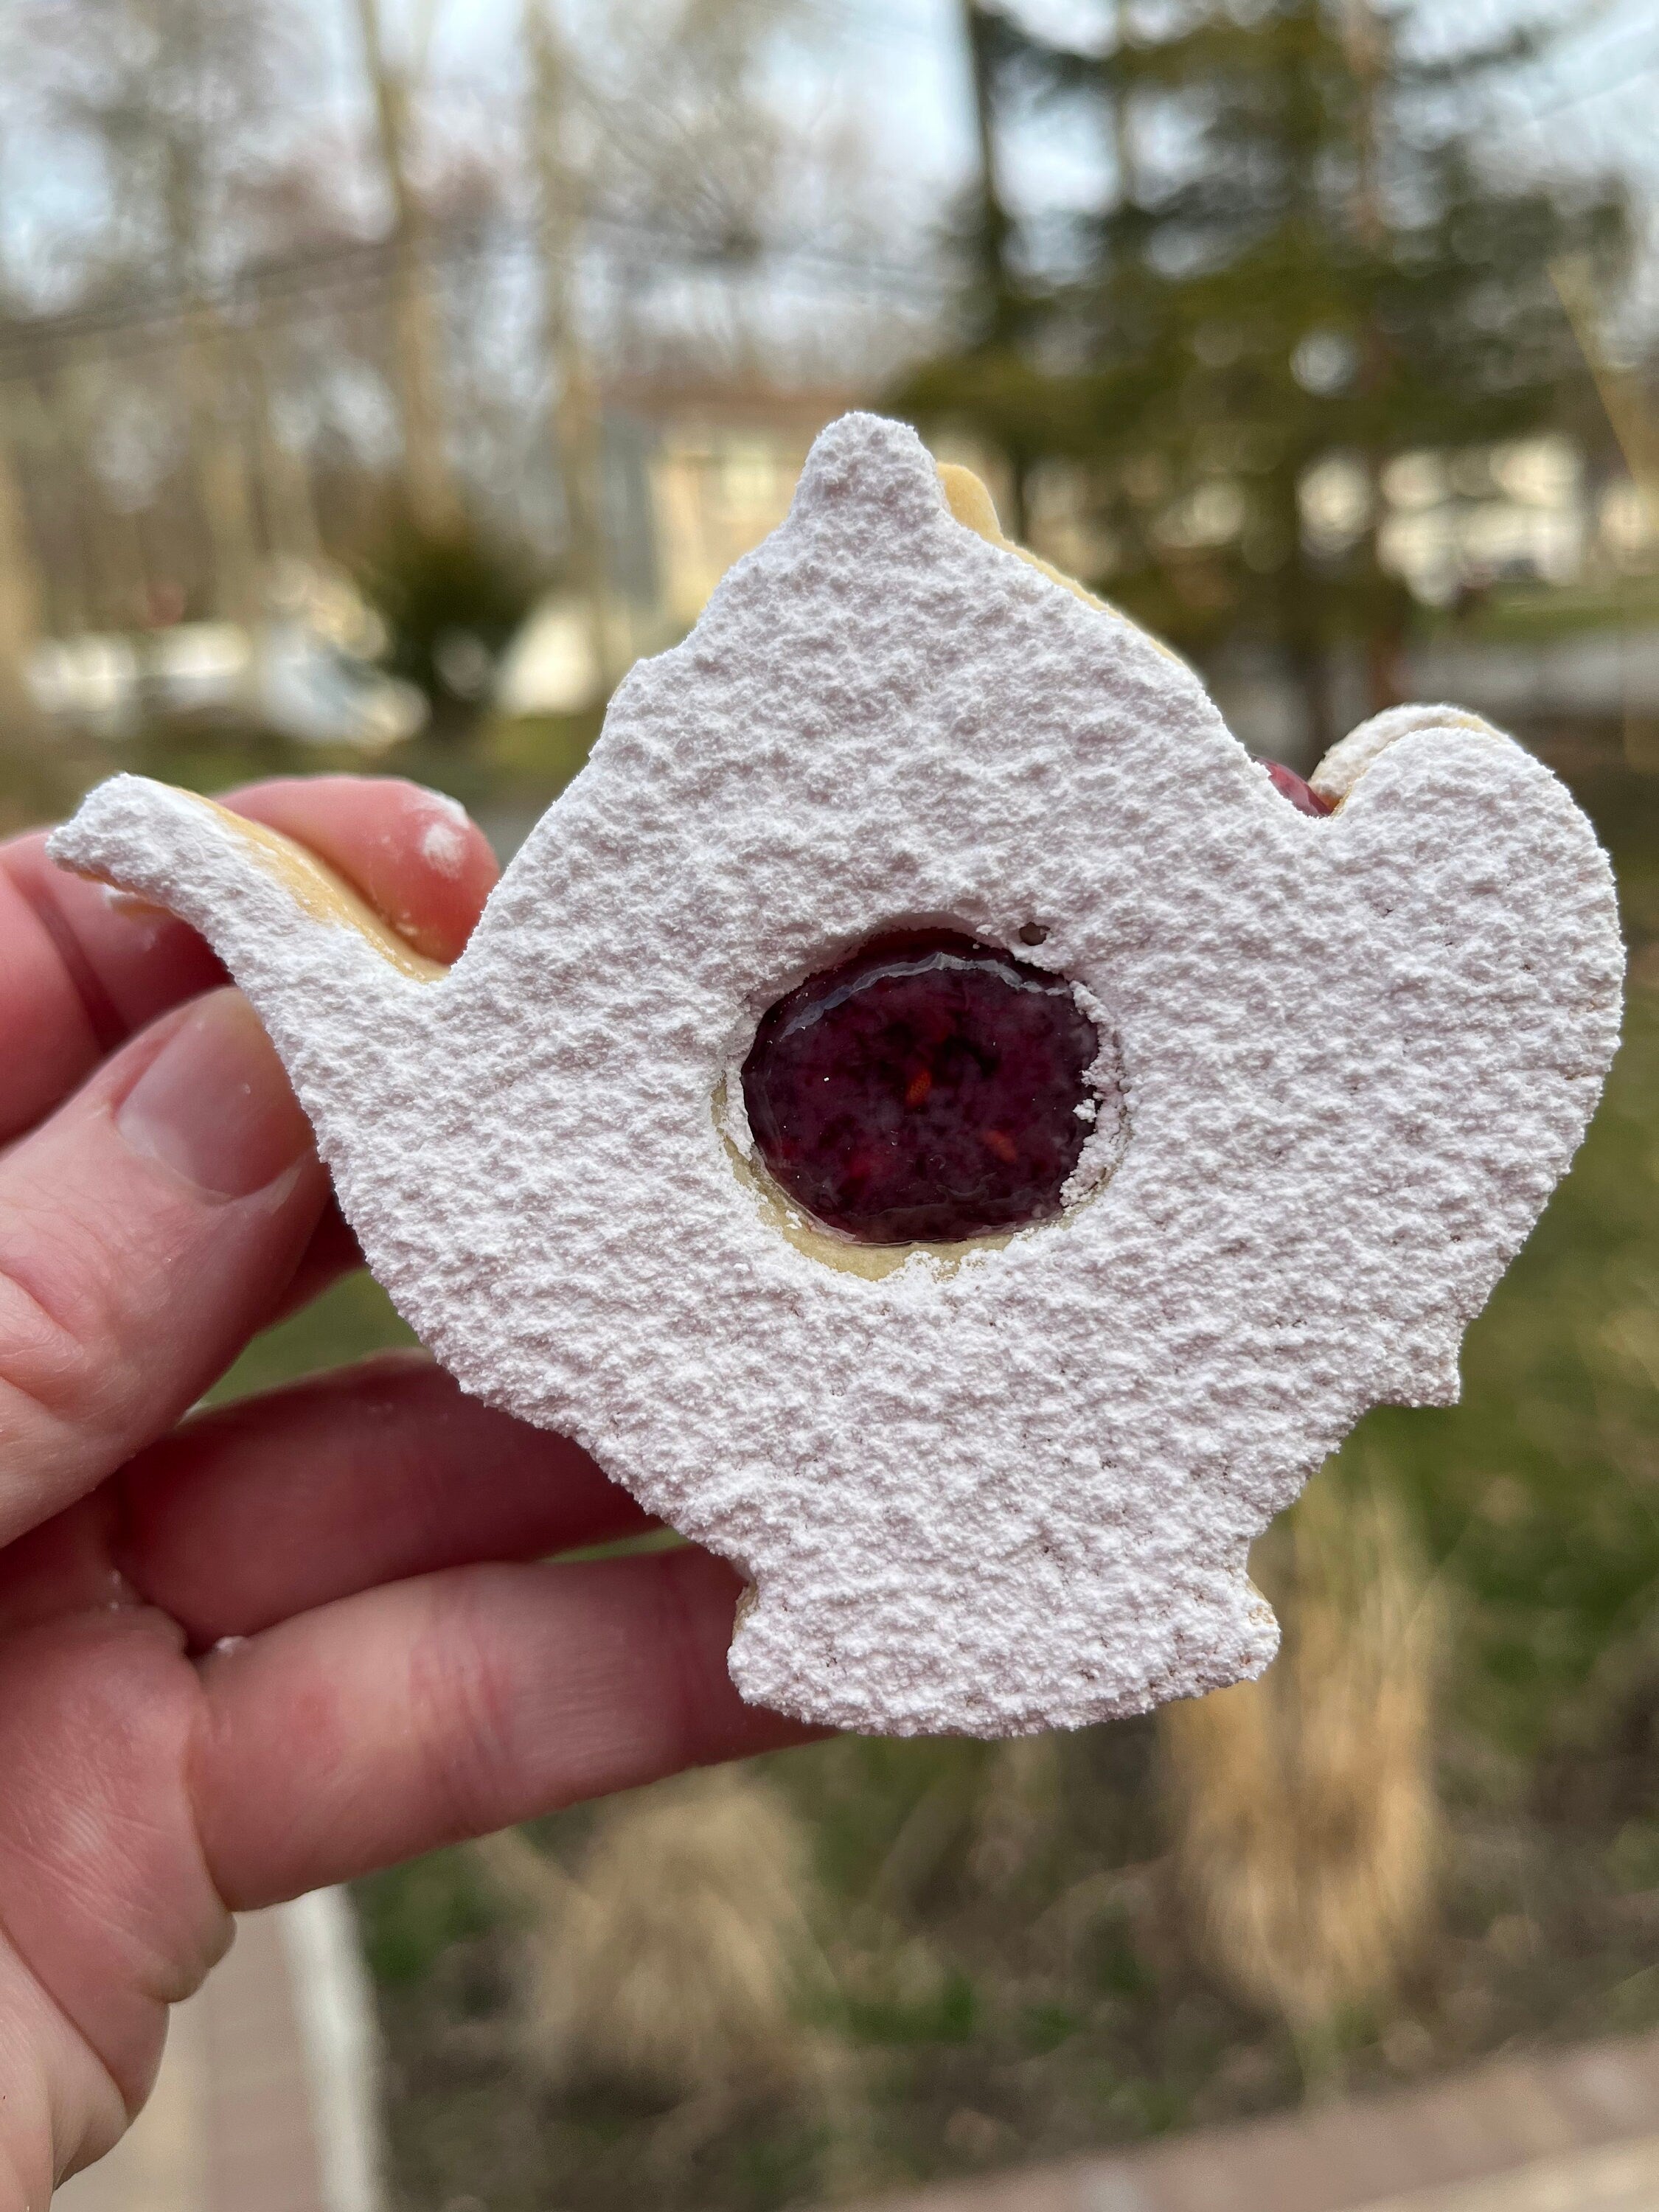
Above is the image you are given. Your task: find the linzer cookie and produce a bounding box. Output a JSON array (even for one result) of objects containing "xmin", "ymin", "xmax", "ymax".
[{"xmin": 50, "ymin": 412, "xmax": 1623, "ymax": 1737}]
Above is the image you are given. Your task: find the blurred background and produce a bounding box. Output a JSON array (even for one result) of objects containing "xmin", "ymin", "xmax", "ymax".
[{"xmin": 12, "ymin": 0, "xmax": 1659, "ymax": 2206}]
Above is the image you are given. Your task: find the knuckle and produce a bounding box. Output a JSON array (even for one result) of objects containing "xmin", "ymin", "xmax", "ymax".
[
  {"xmin": 406, "ymin": 1570, "xmax": 524, "ymax": 1841},
  {"xmin": 0, "ymin": 1206, "xmax": 142, "ymax": 1487}
]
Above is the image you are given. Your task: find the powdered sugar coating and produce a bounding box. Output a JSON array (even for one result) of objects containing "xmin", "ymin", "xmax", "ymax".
[
  {"xmin": 1311, "ymin": 700, "xmax": 1496, "ymax": 801},
  {"xmin": 51, "ymin": 414, "xmax": 1624, "ymax": 1736}
]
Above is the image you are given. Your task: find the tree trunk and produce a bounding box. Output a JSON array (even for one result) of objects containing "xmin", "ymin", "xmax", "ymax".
[
  {"xmin": 959, "ymin": 0, "xmax": 1017, "ymax": 343},
  {"xmin": 352, "ymin": 0, "xmax": 461, "ymax": 540},
  {"xmin": 29, "ymin": 375, "xmax": 89, "ymax": 639},
  {"xmin": 1294, "ymin": 640, "xmax": 1335, "ymax": 763},
  {"xmin": 0, "ymin": 414, "xmax": 44, "ymax": 740},
  {"xmin": 524, "ymin": 0, "xmax": 608, "ymax": 693},
  {"xmin": 1345, "ymin": 0, "xmax": 1397, "ymax": 716},
  {"xmin": 246, "ymin": 322, "xmax": 322, "ymax": 567},
  {"xmin": 184, "ymin": 313, "xmax": 262, "ymax": 625},
  {"xmin": 1106, "ymin": 0, "xmax": 1133, "ymax": 206}
]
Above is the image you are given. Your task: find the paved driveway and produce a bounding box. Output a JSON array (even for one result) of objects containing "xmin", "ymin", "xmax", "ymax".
[
  {"xmin": 849, "ymin": 2028, "xmax": 1659, "ymax": 2212},
  {"xmin": 55, "ymin": 1891, "xmax": 381, "ymax": 2212}
]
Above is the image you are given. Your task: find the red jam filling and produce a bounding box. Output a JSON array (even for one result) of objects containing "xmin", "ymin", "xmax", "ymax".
[
  {"xmin": 740, "ymin": 929, "xmax": 1100, "ymax": 1245},
  {"xmin": 1264, "ymin": 761, "xmax": 1336, "ymax": 816}
]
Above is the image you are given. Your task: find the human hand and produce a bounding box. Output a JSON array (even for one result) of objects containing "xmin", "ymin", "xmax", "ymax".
[{"xmin": 0, "ymin": 776, "xmax": 802, "ymax": 2202}]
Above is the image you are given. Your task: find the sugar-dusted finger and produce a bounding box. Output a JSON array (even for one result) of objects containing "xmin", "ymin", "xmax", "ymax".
[
  {"xmin": 4, "ymin": 775, "xmax": 495, "ymax": 1145},
  {"xmin": 229, "ymin": 776, "xmax": 496, "ymax": 967},
  {"xmin": 114, "ymin": 1356, "xmax": 651, "ymax": 1645},
  {"xmin": 195, "ymin": 1548, "xmax": 812, "ymax": 1908}
]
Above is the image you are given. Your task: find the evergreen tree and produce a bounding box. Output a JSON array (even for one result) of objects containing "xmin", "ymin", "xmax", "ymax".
[{"xmin": 903, "ymin": 0, "xmax": 1630, "ymax": 750}]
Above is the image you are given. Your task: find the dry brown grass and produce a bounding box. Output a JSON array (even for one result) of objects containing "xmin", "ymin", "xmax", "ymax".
[
  {"xmin": 968, "ymin": 1735, "xmax": 1064, "ymax": 1894},
  {"xmin": 473, "ymin": 1766, "xmax": 827, "ymax": 2110},
  {"xmin": 1159, "ymin": 1475, "xmax": 1441, "ymax": 2046}
]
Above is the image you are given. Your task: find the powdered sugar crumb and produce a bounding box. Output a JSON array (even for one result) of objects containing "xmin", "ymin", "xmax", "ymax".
[
  {"xmin": 97, "ymin": 882, "xmax": 173, "ymax": 939},
  {"xmin": 419, "ymin": 816, "xmax": 467, "ymax": 877},
  {"xmin": 48, "ymin": 413, "xmax": 1624, "ymax": 1739}
]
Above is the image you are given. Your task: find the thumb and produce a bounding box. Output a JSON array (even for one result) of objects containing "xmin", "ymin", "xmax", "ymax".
[{"xmin": 0, "ymin": 990, "xmax": 327, "ymax": 1543}]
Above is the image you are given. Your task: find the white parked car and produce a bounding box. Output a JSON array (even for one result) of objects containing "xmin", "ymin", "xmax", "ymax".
[{"xmin": 27, "ymin": 615, "xmax": 426, "ymax": 751}]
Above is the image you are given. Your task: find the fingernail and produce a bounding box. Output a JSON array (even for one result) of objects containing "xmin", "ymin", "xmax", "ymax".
[{"xmin": 116, "ymin": 991, "xmax": 312, "ymax": 1200}]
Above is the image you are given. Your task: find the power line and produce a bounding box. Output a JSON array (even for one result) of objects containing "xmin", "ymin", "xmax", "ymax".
[
  {"xmin": 1498, "ymin": 49, "xmax": 1659, "ymax": 127},
  {"xmin": 0, "ymin": 211, "xmax": 948, "ymax": 383},
  {"xmin": 4, "ymin": 15, "xmax": 1644, "ymax": 383},
  {"xmin": 769, "ymin": 0, "xmax": 940, "ymax": 46}
]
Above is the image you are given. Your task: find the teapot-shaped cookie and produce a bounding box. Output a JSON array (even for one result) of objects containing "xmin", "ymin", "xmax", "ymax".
[{"xmin": 52, "ymin": 412, "xmax": 1623, "ymax": 1738}]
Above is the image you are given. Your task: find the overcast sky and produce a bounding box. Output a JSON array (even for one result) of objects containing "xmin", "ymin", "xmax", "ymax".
[
  {"xmin": 374, "ymin": 0, "xmax": 1659, "ymax": 321},
  {"xmin": 4, "ymin": 0, "xmax": 1657, "ymax": 331}
]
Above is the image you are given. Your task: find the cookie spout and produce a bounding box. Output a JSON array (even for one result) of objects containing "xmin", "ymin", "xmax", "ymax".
[{"xmin": 48, "ymin": 773, "xmax": 441, "ymax": 1193}]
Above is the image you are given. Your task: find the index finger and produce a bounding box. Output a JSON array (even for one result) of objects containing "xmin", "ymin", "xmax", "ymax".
[{"xmin": 1, "ymin": 775, "xmax": 497, "ymax": 1144}]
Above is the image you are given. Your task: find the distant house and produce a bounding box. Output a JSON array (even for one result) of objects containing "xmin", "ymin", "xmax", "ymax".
[
  {"xmin": 496, "ymin": 382, "xmax": 862, "ymax": 718},
  {"xmin": 495, "ymin": 404, "xmax": 1659, "ymax": 765}
]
